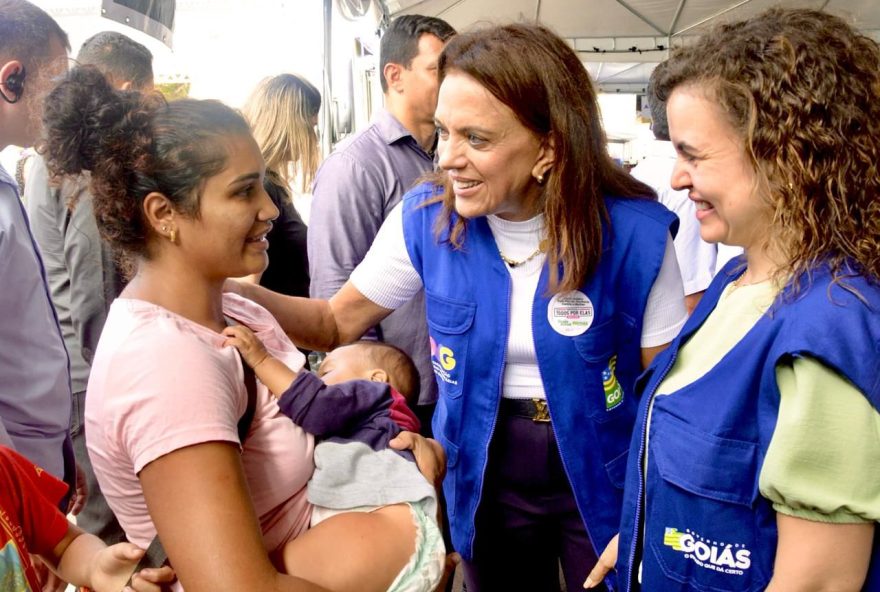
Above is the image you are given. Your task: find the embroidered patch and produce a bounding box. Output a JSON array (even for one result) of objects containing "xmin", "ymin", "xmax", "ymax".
[
  {"xmin": 429, "ymin": 337, "xmax": 458, "ymax": 386},
  {"xmin": 602, "ymin": 355, "xmax": 624, "ymax": 410},
  {"xmin": 663, "ymin": 527, "xmax": 752, "ymax": 575}
]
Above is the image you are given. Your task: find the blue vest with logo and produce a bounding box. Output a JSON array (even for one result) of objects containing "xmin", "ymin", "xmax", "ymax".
[
  {"xmin": 617, "ymin": 259, "xmax": 880, "ymax": 592},
  {"xmin": 401, "ymin": 182, "xmax": 676, "ymax": 561}
]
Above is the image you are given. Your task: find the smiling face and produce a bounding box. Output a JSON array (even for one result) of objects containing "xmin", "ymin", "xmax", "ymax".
[
  {"xmin": 667, "ymin": 87, "xmax": 772, "ymax": 252},
  {"xmin": 435, "ymin": 71, "xmax": 554, "ymax": 221},
  {"xmin": 174, "ymin": 134, "xmax": 278, "ymax": 281}
]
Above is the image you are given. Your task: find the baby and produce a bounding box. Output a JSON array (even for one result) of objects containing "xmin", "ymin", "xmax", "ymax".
[{"xmin": 224, "ymin": 326, "xmax": 445, "ymax": 592}]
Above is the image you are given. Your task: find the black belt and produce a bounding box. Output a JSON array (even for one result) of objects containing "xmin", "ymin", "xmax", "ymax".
[{"xmin": 499, "ymin": 398, "xmax": 552, "ymax": 422}]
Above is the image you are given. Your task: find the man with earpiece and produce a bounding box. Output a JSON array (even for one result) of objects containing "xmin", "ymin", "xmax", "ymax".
[{"xmin": 0, "ymin": 0, "xmax": 74, "ymax": 504}]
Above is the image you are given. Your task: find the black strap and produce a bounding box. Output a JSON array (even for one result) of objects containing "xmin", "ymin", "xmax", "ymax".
[
  {"xmin": 126, "ymin": 351, "xmax": 258, "ymax": 580},
  {"xmin": 238, "ymin": 357, "xmax": 258, "ymax": 443}
]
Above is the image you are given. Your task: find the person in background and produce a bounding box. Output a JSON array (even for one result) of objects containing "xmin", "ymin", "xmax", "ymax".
[
  {"xmin": 27, "ymin": 30, "xmax": 154, "ymax": 546},
  {"xmin": 242, "ymin": 73, "xmax": 319, "ymax": 298},
  {"xmin": 587, "ymin": 8, "xmax": 879, "ymax": 591},
  {"xmin": 230, "ymin": 22, "xmax": 687, "ymax": 592},
  {"xmin": 0, "ymin": 0, "xmax": 73, "ymax": 500},
  {"xmin": 0, "ymin": 445, "xmax": 175, "ymax": 591},
  {"xmin": 308, "ymin": 15, "xmax": 456, "ymax": 435},
  {"xmin": 630, "ymin": 61, "xmax": 721, "ymax": 314}
]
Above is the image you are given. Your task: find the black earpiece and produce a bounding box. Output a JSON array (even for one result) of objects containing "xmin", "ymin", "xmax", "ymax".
[{"xmin": 0, "ymin": 66, "xmax": 26, "ymax": 104}]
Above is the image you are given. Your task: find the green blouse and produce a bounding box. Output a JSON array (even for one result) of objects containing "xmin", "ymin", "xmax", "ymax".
[{"xmin": 656, "ymin": 281, "xmax": 880, "ymax": 523}]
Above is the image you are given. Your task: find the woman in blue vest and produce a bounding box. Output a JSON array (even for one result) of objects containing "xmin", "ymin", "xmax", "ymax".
[
  {"xmin": 237, "ymin": 24, "xmax": 688, "ymax": 590},
  {"xmin": 586, "ymin": 8, "xmax": 880, "ymax": 592}
]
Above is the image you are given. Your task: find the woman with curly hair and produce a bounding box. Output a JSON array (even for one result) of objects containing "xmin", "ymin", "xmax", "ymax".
[{"xmin": 587, "ymin": 8, "xmax": 880, "ymax": 592}]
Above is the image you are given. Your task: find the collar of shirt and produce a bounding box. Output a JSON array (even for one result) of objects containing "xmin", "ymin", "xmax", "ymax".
[
  {"xmin": 0, "ymin": 163, "xmax": 18, "ymax": 194},
  {"xmin": 372, "ymin": 108, "xmax": 437, "ymax": 159}
]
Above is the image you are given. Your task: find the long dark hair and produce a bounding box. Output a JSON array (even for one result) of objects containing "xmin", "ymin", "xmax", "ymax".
[
  {"xmin": 431, "ymin": 23, "xmax": 654, "ymax": 293},
  {"xmin": 42, "ymin": 66, "xmax": 251, "ymax": 260}
]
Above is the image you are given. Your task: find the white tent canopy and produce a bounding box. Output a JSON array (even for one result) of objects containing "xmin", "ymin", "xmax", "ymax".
[{"xmin": 385, "ymin": 0, "xmax": 880, "ymax": 91}]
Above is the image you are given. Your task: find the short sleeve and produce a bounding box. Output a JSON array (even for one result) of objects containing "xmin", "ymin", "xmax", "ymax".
[
  {"xmin": 760, "ymin": 356, "xmax": 880, "ymax": 523},
  {"xmin": 349, "ymin": 203, "xmax": 423, "ymax": 309},
  {"xmin": 0, "ymin": 446, "xmax": 70, "ymax": 555},
  {"xmin": 106, "ymin": 328, "xmax": 244, "ymax": 474},
  {"xmin": 641, "ymin": 233, "xmax": 688, "ymax": 347}
]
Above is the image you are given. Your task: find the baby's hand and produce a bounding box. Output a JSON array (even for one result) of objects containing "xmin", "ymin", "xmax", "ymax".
[{"xmin": 222, "ymin": 325, "xmax": 270, "ymax": 370}]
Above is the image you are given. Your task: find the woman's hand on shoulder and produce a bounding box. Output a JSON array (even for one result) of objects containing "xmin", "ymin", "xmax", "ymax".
[{"xmin": 389, "ymin": 431, "xmax": 446, "ymax": 487}]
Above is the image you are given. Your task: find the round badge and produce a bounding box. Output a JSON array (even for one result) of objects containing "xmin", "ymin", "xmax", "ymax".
[{"xmin": 547, "ymin": 290, "xmax": 594, "ymax": 336}]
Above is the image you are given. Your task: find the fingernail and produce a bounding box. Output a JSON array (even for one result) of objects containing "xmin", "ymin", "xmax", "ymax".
[{"xmin": 584, "ymin": 577, "xmax": 594, "ymax": 589}]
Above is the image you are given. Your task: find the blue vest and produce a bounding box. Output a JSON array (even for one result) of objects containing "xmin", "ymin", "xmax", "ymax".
[
  {"xmin": 401, "ymin": 182, "xmax": 676, "ymax": 561},
  {"xmin": 617, "ymin": 259, "xmax": 880, "ymax": 592}
]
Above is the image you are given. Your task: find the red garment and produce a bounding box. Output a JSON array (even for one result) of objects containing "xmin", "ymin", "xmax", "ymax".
[
  {"xmin": 0, "ymin": 446, "xmax": 70, "ymax": 591},
  {"xmin": 388, "ymin": 388, "xmax": 421, "ymax": 433}
]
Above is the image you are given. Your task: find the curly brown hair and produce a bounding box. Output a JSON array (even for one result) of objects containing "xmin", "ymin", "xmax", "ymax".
[
  {"xmin": 654, "ymin": 8, "xmax": 880, "ymax": 286},
  {"xmin": 430, "ymin": 23, "xmax": 655, "ymax": 294},
  {"xmin": 41, "ymin": 66, "xmax": 251, "ymax": 260}
]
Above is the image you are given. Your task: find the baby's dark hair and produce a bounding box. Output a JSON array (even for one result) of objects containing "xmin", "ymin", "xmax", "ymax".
[
  {"xmin": 352, "ymin": 341, "xmax": 421, "ymax": 404},
  {"xmin": 41, "ymin": 65, "xmax": 251, "ymax": 259}
]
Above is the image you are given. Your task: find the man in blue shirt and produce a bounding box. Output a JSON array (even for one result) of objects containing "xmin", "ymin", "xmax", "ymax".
[
  {"xmin": 308, "ymin": 15, "xmax": 455, "ymax": 435},
  {"xmin": 0, "ymin": 0, "xmax": 72, "ymax": 489}
]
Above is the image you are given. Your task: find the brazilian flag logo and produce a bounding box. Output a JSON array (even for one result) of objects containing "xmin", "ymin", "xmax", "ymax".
[
  {"xmin": 603, "ymin": 355, "xmax": 624, "ymax": 411},
  {"xmin": 664, "ymin": 527, "xmax": 685, "ymax": 550}
]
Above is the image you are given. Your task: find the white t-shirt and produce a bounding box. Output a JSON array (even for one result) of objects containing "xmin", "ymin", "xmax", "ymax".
[
  {"xmin": 351, "ymin": 204, "xmax": 688, "ymax": 400},
  {"xmin": 631, "ymin": 140, "xmax": 720, "ymax": 296}
]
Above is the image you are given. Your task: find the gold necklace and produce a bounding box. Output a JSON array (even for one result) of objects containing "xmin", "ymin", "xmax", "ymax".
[{"xmin": 498, "ymin": 240, "xmax": 547, "ymax": 268}]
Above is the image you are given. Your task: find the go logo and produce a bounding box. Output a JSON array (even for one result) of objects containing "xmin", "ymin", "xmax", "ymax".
[{"xmin": 438, "ymin": 346, "xmax": 456, "ymax": 371}]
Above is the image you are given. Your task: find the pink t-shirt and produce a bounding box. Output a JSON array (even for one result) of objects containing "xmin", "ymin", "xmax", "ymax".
[{"xmin": 86, "ymin": 293, "xmax": 315, "ymax": 556}]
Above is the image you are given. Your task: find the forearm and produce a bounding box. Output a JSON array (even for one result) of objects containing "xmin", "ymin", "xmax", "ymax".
[
  {"xmin": 139, "ymin": 442, "xmax": 332, "ymax": 592},
  {"xmin": 46, "ymin": 525, "xmax": 102, "ymax": 588},
  {"xmin": 256, "ymin": 357, "xmax": 298, "ymax": 397},
  {"xmin": 239, "ymin": 282, "xmax": 340, "ymax": 351}
]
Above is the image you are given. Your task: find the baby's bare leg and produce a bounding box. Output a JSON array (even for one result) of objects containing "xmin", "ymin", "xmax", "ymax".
[{"xmin": 279, "ymin": 504, "xmax": 416, "ymax": 592}]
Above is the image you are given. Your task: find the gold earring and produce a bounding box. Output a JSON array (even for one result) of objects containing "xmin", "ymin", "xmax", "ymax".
[{"xmin": 169, "ymin": 228, "xmax": 177, "ymax": 244}]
